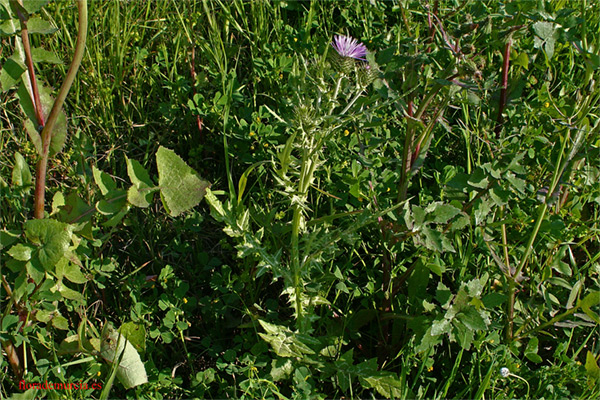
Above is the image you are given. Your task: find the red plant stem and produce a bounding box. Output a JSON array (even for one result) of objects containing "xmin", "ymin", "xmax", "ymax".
[
  {"xmin": 15, "ymin": 6, "xmax": 45, "ymax": 127},
  {"xmin": 495, "ymin": 39, "xmax": 511, "ymax": 136},
  {"xmin": 34, "ymin": 0, "xmax": 88, "ymax": 219}
]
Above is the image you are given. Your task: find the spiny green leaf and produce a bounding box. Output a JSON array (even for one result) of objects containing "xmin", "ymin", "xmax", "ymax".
[{"xmin": 156, "ymin": 146, "xmax": 210, "ymax": 217}]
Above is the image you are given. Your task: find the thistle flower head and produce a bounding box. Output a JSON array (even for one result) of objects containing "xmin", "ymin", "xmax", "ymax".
[{"xmin": 331, "ymin": 35, "xmax": 368, "ymax": 60}]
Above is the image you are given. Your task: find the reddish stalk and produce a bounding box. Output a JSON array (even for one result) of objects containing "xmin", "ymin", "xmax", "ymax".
[{"xmin": 14, "ymin": 4, "xmax": 45, "ymax": 128}]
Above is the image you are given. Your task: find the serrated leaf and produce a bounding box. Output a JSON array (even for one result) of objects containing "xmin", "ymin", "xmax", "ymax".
[
  {"xmin": 8, "ymin": 243, "xmax": 35, "ymax": 261},
  {"xmin": 100, "ymin": 328, "xmax": 148, "ymax": 389},
  {"xmin": 270, "ymin": 358, "xmax": 293, "ymax": 382},
  {"xmin": 1, "ymin": 55, "xmax": 26, "ymax": 92},
  {"xmin": 12, "ymin": 152, "xmax": 32, "ymax": 187},
  {"xmin": 156, "ymin": 146, "xmax": 210, "ymax": 217},
  {"xmin": 258, "ymin": 320, "xmax": 315, "ymax": 358},
  {"xmin": 426, "ymin": 202, "xmax": 461, "ymax": 224},
  {"xmin": 31, "ymin": 46, "xmax": 62, "ymax": 64},
  {"xmin": 24, "ymin": 219, "xmax": 72, "ymax": 269},
  {"xmin": 458, "ymin": 307, "xmax": 487, "ymax": 331},
  {"xmin": 360, "ymin": 374, "xmax": 404, "ymax": 399}
]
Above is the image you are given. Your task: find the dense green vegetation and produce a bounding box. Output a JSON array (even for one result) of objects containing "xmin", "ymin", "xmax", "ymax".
[{"xmin": 1, "ymin": 0, "xmax": 599, "ymax": 399}]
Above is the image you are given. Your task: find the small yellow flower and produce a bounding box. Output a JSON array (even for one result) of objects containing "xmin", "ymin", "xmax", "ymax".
[
  {"xmin": 294, "ymin": 38, "xmax": 298, "ymax": 42},
  {"xmin": 544, "ymin": 102, "xmax": 550, "ymax": 108},
  {"xmin": 344, "ymin": 129, "xmax": 350, "ymax": 136},
  {"xmin": 249, "ymin": 131, "xmax": 255, "ymax": 137},
  {"xmin": 489, "ymin": 339, "xmax": 494, "ymax": 344},
  {"xmin": 264, "ymin": 143, "xmax": 269, "ymax": 148},
  {"xmin": 427, "ymin": 366, "xmax": 434, "ymax": 372},
  {"xmin": 386, "ymin": 187, "xmax": 390, "ymax": 192},
  {"xmin": 250, "ymin": 145, "xmax": 255, "ymax": 151},
  {"xmin": 183, "ymin": 298, "xmax": 188, "ymax": 304},
  {"xmin": 97, "ymin": 371, "xmax": 101, "ymax": 376},
  {"xmin": 516, "ymin": 364, "xmax": 520, "ymax": 369},
  {"xmin": 279, "ymin": 73, "xmax": 283, "ymax": 79},
  {"xmin": 268, "ymin": 193, "xmax": 272, "ymax": 199}
]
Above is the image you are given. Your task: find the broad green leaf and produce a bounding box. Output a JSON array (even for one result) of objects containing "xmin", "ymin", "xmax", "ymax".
[
  {"xmin": 26, "ymin": 16, "xmax": 57, "ymax": 34},
  {"xmin": 1, "ymin": 314, "xmax": 19, "ymax": 331},
  {"xmin": 467, "ymin": 168, "xmax": 488, "ymax": 189},
  {"xmin": 22, "ymin": 0, "xmax": 52, "ymax": 14},
  {"xmin": 100, "ymin": 328, "xmax": 148, "ymax": 389},
  {"xmin": 426, "ymin": 202, "xmax": 461, "ymax": 224},
  {"xmin": 24, "ymin": 219, "xmax": 72, "ymax": 269},
  {"xmin": 119, "ymin": 321, "xmax": 146, "ymax": 353},
  {"xmin": 532, "ymin": 21, "xmax": 558, "ymax": 59},
  {"xmin": 579, "ymin": 291, "xmax": 600, "ymax": 324},
  {"xmin": 55, "ymin": 259, "xmax": 88, "ymax": 284},
  {"xmin": 258, "ymin": 320, "xmax": 315, "ymax": 358},
  {"xmin": 270, "ymin": 358, "xmax": 293, "ymax": 382},
  {"xmin": 126, "ymin": 156, "xmax": 155, "ymax": 208},
  {"xmin": 1, "ymin": 54, "xmax": 26, "ymax": 92},
  {"xmin": 457, "ymin": 307, "xmax": 487, "ymax": 331},
  {"xmin": 156, "ymin": 146, "xmax": 210, "ymax": 217},
  {"xmin": 525, "ymin": 337, "xmax": 542, "ymax": 363},
  {"xmin": 584, "ymin": 351, "xmax": 600, "ymax": 383},
  {"xmin": 53, "ymin": 280, "xmax": 84, "ymax": 302},
  {"xmin": 125, "ymin": 156, "xmax": 153, "ymax": 188},
  {"xmin": 26, "ymin": 259, "xmax": 44, "ymax": 283},
  {"xmin": 360, "ymin": 374, "xmax": 403, "ymax": 399},
  {"xmin": 7, "ymin": 243, "xmax": 34, "ymax": 261},
  {"xmin": 11, "ymin": 152, "xmax": 32, "ymax": 187},
  {"xmin": 51, "ymin": 191, "xmax": 65, "ymax": 215},
  {"xmin": 31, "ymin": 46, "xmax": 62, "ymax": 64},
  {"xmin": 52, "ymin": 315, "xmax": 69, "ymax": 330},
  {"xmin": 92, "ymin": 166, "xmax": 117, "ymax": 195}
]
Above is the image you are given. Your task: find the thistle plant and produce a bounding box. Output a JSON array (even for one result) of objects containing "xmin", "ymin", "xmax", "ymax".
[{"xmin": 276, "ymin": 34, "xmax": 378, "ymax": 331}]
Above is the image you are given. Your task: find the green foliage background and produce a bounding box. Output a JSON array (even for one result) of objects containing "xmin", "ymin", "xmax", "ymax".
[{"xmin": 1, "ymin": 0, "xmax": 599, "ymax": 399}]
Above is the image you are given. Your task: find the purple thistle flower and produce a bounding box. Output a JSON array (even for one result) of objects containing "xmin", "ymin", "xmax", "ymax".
[{"xmin": 331, "ymin": 35, "xmax": 367, "ymax": 60}]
